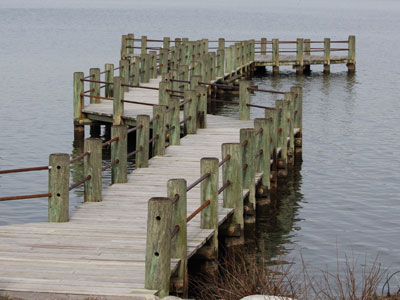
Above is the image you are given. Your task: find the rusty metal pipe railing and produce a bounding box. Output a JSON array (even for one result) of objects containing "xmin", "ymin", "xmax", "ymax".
[
  {"xmin": 167, "ymin": 89, "xmax": 184, "ymax": 94},
  {"xmin": 122, "ymin": 99, "xmax": 156, "ymax": 107},
  {"xmin": 255, "ymin": 149, "xmax": 263, "ymax": 159},
  {"xmin": 218, "ymin": 154, "xmax": 231, "ymax": 168},
  {"xmin": 199, "ymin": 82, "xmax": 239, "ymax": 90},
  {"xmin": 208, "ymin": 98, "xmax": 240, "ymax": 105},
  {"xmin": 149, "ymin": 135, "xmax": 159, "ymax": 144},
  {"xmin": 179, "ymin": 116, "xmax": 191, "ymax": 125},
  {"xmin": 102, "ymin": 136, "xmax": 119, "ymax": 147},
  {"xmin": 171, "ymin": 225, "xmax": 180, "ymax": 239},
  {"xmin": 255, "ymin": 128, "xmax": 263, "ymax": 136},
  {"xmin": 0, "ymin": 193, "xmax": 52, "ymax": 202},
  {"xmin": 186, "ymin": 199, "xmax": 211, "ymax": 223},
  {"xmin": 102, "ymin": 159, "xmax": 120, "ymax": 172},
  {"xmin": 127, "ymin": 146, "xmax": 143, "ymax": 158},
  {"xmin": 218, "ymin": 181, "xmax": 231, "ymax": 195},
  {"xmin": 69, "ymin": 175, "xmax": 91, "ymax": 191},
  {"xmin": 128, "ymin": 125, "xmax": 142, "ymax": 134},
  {"xmin": 246, "ymin": 103, "xmax": 275, "ymax": 110},
  {"xmin": 187, "ymin": 172, "xmax": 211, "ymax": 192},
  {"xmin": 0, "ymin": 166, "xmax": 49, "ymax": 175},
  {"xmin": 70, "ymin": 151, "xmax": 90, "ymax": 164},
  {"xmin": 166, "ymin": 126, "xmax": 176, "ymax": 133},
  {"xmin": 248, "ymin": 87, "xmax": 285, "ymax": 95}
]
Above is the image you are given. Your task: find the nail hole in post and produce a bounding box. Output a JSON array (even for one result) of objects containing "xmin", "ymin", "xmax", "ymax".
[
  {"xmin": 156, "ymin": 216, "xmax": 161, "ymax": 221},
  {"xmin": 155, "ymin": 252, "xmax": 159, "ymax": 256},
  {"xmin": 57, "ymin": 166, "xmax": 61, "ymax": 170}
]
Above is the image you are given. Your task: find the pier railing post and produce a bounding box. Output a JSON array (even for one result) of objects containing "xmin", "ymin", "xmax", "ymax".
[
  {"xmin": 296, "ymin": 38, "xmax": 304, "ymax": 74},
  {"xmin": 150, "ymin": 50, "xmax": 157, "ymax": 78},
  {"xmin": 152, "ymin": 105, "xmax": 166, "ymax": 156},
  {"xmin": 168, "ymin": 179, "xmax": 188, "ymax": 296},
  {"xmin": 210, "ymin": 52, "xmax": 216, "ymax": 81},
  {"xmin": 217, "ymin": 48, "xmax": 225, "ymax": 78},
  {"xmin": 239, "ymin": 80, "xmax": 251, "ymax": 120},
  {"xmin": 130, "ymin": 56, "xmax": 140, "ymax": 86},
  {"xmin": 291, "ymin": 86, "xmax": 303, "ymax": 158},
  {"xmin": 113, "ymin": 77, "xmax": 124, "ymax": 125},
  {"xmin": 275, "ymin": 100, "xmax": 288, "ymax": 176},
  {"xmin": 119, "ymin": 60, "xmax": 129, "ymax": 92},
  {"xmin": 163, "ymin": 37, "xmax": 170, "ymax": 51},
  {"xmin": 261, "ymin": 38, "xmax": 267, "ymax": 55},
  {"xmin": 304, "ymin": 38, "xmax": 311, "ymax": 55},
  {"xmin": 73, "ymin": 72, "xmax": 84, "ymax": 135},
  {"xmin": 324, "ymin": 38, "xmax": 331, "ymax": 73},
  {"xmin": 136, "ymin": 115, "xmax": 150, "ymax": 168},
  {"xmin": 160, "ymin": 48, "xmax": 169, "ymax": 74},
  {"xmin": 127, "ymin": 33, "xmax": 134, "ymax": 56},
  {"xmin": 197, "ymin": 85, "xmax": 208, "ymax": 128},
  {"xmin": 265, "ymin": 109, "xmax": 279, "ymax": 189},
  {"xmin": 169, "ymin": 97, "xmax": 180, "ymax": 145},
  {"xmin": 272, "ymin": 38, "xmax": 280, "ymax": 74},
  {"xmin": 111, "ymin": 125, "xmax": 127, "ymax": 184},
  {"xmin": 285, "ymin": 92, "xmax": 295, "ymax": 166},
  {"xmin": 159, "ymin": 81, "xmax": 170, "ymax": 107},
  {"xmin": 84, "ymin": 138, "xmax": 102, "ymax": 202},
  {"xmin": 347, "ymin": 35, "xmax": 356, "ymax": 73},
  {"xmin": 250, "ymin": 39, "xmax": 255, "ymax": 62},
  {"xmin": 179, "ymin": 65, "xmax": 189, "ymax": 91},
  {"xmin": 48, "ymin": 153, "xmax": 70, "ymax": 222},
  {"xmin": 90, "ymin": 68, "xmax": 100, "ymax": 104},
  {"xmin": 105, "ymin": 64, "xmax": 114, "ymax": 97},
  {"xmin": 226, "ymin": 46, "xmax": 232, "ymax": 74},
  {"xmin": 221, "ymin": 143, "xmax": 244, "ymax": 245},
  {"xmin": 145, "ymin": 197, "xmax": 173, "ymax": 298},
  {"xmin": 141, "ymin": 35, "xmax": 147, "ymax": 55},
  {"xmin": 200, "ymin": 157, "xmax": 219, "ymax": 256},
  {"xmin": 240, "ymin": 129, "xmax": 256, "ymax": 215},
  {"xmin": 121, "ymin": 34, "xmax": 127, "ymax": 59},
  {"xmin": 184, "ymin": 90, "xmax": 198, "ymax": 134},
  {"xmin": 254, "ymin": 118, "xmax": 271, "ymax": 194},
  {"xmin": 140, "ymin": 53, "xmax": 147, "ymax": 83}
]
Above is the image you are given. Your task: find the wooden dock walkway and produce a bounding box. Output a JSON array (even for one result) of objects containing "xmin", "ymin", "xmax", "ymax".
[{"xmin": 0, "ymin": 33, "xmax": 352, "ymax": 299}]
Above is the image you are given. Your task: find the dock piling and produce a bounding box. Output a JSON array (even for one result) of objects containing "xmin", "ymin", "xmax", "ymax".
[
  {"xmin": 136, "ymin": 115, "xmax": 150, "ymax": 168},
  {"xmin": 84, "ymin": 138, "xmax": 102, "ymax": 202}
]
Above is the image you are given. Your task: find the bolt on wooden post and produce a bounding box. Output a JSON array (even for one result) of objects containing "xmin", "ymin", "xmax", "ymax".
[
  {"xmin": 152, "ymin": 105, "xmax": 166, "ymax": 156},
  {"xmin": 145, "ymin": 197, "xmax": 173, "ymax": 298},
  {"xmin": 111, "ymin": 125, "xmax": 127, "ymax": 184},
  {"xmin": 48, "ymin": 153, "xmax": 70, "ymax": 222},
  {"xmin": 239, "ymin": 80, "xmax": 251, "ymax": 120},
  {"xmin": 168, "ymin": 179, "xmax": 188, "ymax": 297},
  {"xmin": 136, "ymin": 115, "xmax": 150, "ymax": 168},
  {"xmin": 221, "ymin": 143, "xmax": 244, "ymax": 244},
  {"xmin": 84, "ymin": 138, "xmax": 102, "ymax": 202}
]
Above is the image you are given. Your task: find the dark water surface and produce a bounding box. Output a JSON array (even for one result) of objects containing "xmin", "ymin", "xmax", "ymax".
[{"xmin": 1, "ymin": 0, "xmax": 399, "ymax": 276}]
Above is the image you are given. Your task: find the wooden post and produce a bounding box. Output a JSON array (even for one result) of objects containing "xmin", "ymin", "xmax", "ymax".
[
  {"xmin": 240, "ymin": 129, "xmax": 256, "ymax": 213},
  {"xmin": 183, "ymin": 90, "xmax": 197, "ymax": 134},
  {"xmin": 150, "ymin": 51, "xmax": 157, "ymax": 78},
  {"xmin": 127, "ymin": 33, "xmax": 134, "ymax": 56},
  {"xmin": 275, "ymin": 100, "xmax": 288, "ymax": 171},
  {"xmin": 89, "ymin": 68, "xmax": 100, "ymax": 104},
  {"xmin": 152, "ymin": 105, "xmax": 166, "ymax": 156},
  {"xmin": 84, "ymin": 138, "xmax": 102, "ymax": 202},
  {"xmin": 163, "ymin": 37, "xmax": 170, "ymax": 51},
  {"xmin": 130, "ymin": 56, "xmax": 140, "ymax": 86},
  {"xmin": 265, "ymin": 109, "xmax": 278, "ymax": 188},
  {"xmin": 145, "ymin": 53, "xmax": 152, "ymax": 83},
  {"xmin": 225, "ymin": 46, "xmax": 232, "ymax": 74},
  {"xmin": 169, "ymin": 97, "xmax": 180, "ymax": 145},
  {"xmin": 111, "ymin": 125, "xmax": 127, "ymax": 184},
  {"xmin": 197, "ymin": 85, "xmax": 207, "ymax": 129},
  {"xmin": 304, "ymin": 38, "xmax": 311, "ymax": 55},
  {"xmin": 324, "ymin": 38, "xmax": 331, "ymax": 73},
  {"xmin": 113, "ymin": 77, "xmax": 124, "ymax": 125},
  {"xmin": 261, "ymin": 38, "xmax": 267, "ymax": 55},
  {"xmin": 145, "ymin": 197, "xmax": 172, "ymax": 298},
  {"xmin": 222, "ymin": 143, "xmax": 244, "ymax": 243},
  {"xmin": 254, "ymin": 118, "xmax": 271, "ymax": 191},
  {"xmin": 272, "ymin": 38, "xmax": 279, "ymax": 74},
  {"xmin": 168, "ymin": 179, "xmax": 188, "ymax": 296},
  {"xmin": 136, "ymin": 115, "xmax": 150, "ymax": 168},
  {"xmin": 48, "ymin": 153, "xmax": 69, "ymax": 222},
  {"xmin": 296, "ymin": 38, "xmax": 304, "ymax": 74},
  {"xmin": 291, "ymin": 86, "xmax": 303, "ymax": 157},
  {"xmin": 119, "ymin": 59, "xmax": 129, "ymax": 92},
  {"xmin": 73, "ymin": 72, "xmax": 84, "ymax": 126},
  {"xmin": 179, "ymin": 65, "xmax": 189, "ymax": 91},
  {"xmin": 209, "ymin": 52, "xmax": 216, "ymax": 81},
  {"xmin": 140, "ymin": 53, "xmax": 146, "ymax": 83},
  {"xmin": 217, "ymin": 49, "xmax": 225, "ymax": 78},
  {"xmin": 190, "ymin": 74, "xmax": 201, "ymax": 90},
  {"xmin": 347, "ymin": 35, "xmax": 356, "ymax": 73},
  {"xmin": 239, "ymin": 80, "xmax": 251, "ymax": 120},
  {"xmin": 158, "ymin": 81, "xmax": 170, "ymax": 107},
  {"xmin": 218, "ymin": 38, "xmax": 225, "ymax": 50},
  {"xmin": 250, "ymin": 39, "xmax": 255, "ymax": 62},
  {"xmin": 141, "ymin": 35, "xmax": 147, "ymax": 55},
  {"xmin": 159, "ymin": 48, "xmax": 169, "ymax": 74},
  {"xmin": 121, "ymin": 34, "xmax": 127, "ymax": 59},
  {"xmin": 200, "ymin": 157, "xmax": 219, "ymax": 255},
  {"xmin": 105, "ymin": 64, "xmax": 114, "ymax": 97},
  {"xmin": 284, "ymin": 93, "xmax": 295, "ymax": 165}
]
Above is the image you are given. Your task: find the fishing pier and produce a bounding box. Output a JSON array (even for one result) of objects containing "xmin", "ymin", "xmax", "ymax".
[{"xmin": 0, "ymin": 35, "xmax": 355, "ymax": 299}]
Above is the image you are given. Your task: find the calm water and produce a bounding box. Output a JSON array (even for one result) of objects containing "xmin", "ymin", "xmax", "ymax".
[{"xmin": 1, "ymin": 0, "xmax": 399, "ymax": 277}]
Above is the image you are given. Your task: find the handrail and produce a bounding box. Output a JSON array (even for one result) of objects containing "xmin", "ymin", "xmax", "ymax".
[
  {"xmin": 0, "ymin": 166, "xmax": 49, "ymax": 175},
  {"xmin": 0, "ymin": 193, "xmax": 52, "ymax": 202}
]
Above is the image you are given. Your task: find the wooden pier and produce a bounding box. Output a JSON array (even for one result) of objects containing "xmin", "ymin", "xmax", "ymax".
[{"xmin": 0, "ymin": 34, "xmax": 354, "ymax": 299}]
